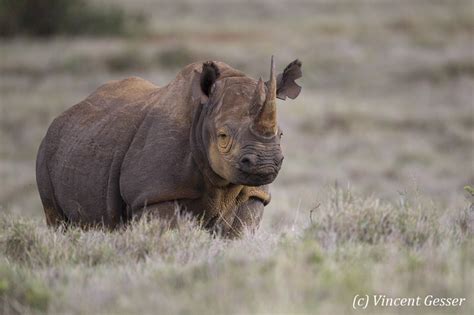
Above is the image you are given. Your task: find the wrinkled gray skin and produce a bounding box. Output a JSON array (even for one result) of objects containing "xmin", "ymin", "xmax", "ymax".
[{"xmin": 36, "ymin": 59, "xmax": 302, "ymax": 237}]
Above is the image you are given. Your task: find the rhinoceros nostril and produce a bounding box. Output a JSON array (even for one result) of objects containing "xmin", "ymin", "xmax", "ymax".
[
  {"xmin": 241, "ymin": 157, "xmax": 251, "ymax": 165},
  {"xmin": 239, "ymin": 155, "xmax": 257, "ymax": 170}
]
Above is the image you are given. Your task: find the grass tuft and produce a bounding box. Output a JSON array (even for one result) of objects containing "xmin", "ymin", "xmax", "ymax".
[{"xmin": 0, "ymin": 189, "xmax": 472, "ymax": 314}]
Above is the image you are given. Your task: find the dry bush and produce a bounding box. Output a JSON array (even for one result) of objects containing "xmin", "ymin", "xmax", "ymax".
[
  {"xmin": 0, "ymin": 0, "xmax": 146, "ymax": 37},
  {"xmin": 0, "ymin": 188, "xmax": 472, "ymax": 314}
]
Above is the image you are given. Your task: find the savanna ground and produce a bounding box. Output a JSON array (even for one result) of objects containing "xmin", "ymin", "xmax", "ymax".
[{"xmin": 0, "ymin": 0, "xmax": 473, "ymax": 314}]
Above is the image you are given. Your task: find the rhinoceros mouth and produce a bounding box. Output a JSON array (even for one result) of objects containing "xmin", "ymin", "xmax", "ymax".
[
  {"xmin": 235, "ymin": 165, "xmax": 280, "ymax": 186},
  {"xmin": 242, "ymin": 173, "xmax": 278, "ymax": 186}
]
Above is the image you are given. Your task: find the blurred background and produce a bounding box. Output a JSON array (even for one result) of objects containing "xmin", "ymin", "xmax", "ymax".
[{"xmin": 1, "ymin": 0, "xmax": 473, "ymax": 228}]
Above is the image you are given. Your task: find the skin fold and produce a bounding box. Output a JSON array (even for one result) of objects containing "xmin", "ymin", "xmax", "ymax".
[{"xmin": 36, "ymin": 59, "xmax": 302, "ymax": 237}]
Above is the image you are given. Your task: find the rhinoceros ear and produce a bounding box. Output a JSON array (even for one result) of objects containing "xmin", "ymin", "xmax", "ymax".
[
  {"xmin": 200, "ymin": 61, "xmax": 220, "ymax": 97},
  {"xmin": 192, "ymin": 61, "xmax": 220, "ymax": 104},
  {"xmin": 275, "ymin": 59, "xmax": 302, "ymax": 100}
]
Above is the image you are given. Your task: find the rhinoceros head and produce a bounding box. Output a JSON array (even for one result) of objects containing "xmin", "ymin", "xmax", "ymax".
[{"xmin": 192, "ymin": 57, "xmax": 302, "ymax": 186}]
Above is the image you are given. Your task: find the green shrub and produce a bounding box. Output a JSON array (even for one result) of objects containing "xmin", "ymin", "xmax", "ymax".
[
  {"xmin": 0, "ymin": 263, "xmax": 51, "ymax": 313},
  {"xmin": 0, "ymin": 0, "xmax": 146, "ymax": 37}
]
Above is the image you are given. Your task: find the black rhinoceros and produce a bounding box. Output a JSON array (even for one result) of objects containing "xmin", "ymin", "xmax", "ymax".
[{"xmin": 36, "ymin": 57, "xmax": 302, "ymax": 237}]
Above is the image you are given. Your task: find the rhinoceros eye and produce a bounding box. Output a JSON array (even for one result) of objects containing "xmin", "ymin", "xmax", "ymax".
[{"xmin": 217, "ymin": 131, "xmax": 231, "ymax": 150}]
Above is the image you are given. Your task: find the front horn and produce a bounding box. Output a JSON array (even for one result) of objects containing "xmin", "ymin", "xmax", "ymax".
[{"xmin": 254, "ymin": 56, "xmax": 277, "ymax": 136}]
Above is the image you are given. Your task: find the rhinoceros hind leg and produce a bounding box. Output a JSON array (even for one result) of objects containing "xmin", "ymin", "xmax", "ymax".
[
  {"xmin": 36, "ymin": 141, "xmax": 68, "ymax": 228},
  {"xmin": 43, "ymin": 206, "xmax": 67, "ymax": 227}
]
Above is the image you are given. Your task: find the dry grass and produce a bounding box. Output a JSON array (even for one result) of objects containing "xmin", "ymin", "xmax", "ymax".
[
  {"xmin": 1, "ymin": 187, "xmax": 472, "ymax": 314},
  {"xmin": 1, "ymin": 0, "xmax": 473, "ymax": 314}
]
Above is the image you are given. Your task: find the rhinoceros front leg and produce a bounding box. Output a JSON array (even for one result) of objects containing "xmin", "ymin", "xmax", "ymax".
[
  {"xmin": 224, "ymin": 185, "xmax": 270, "ymax": 238},
  {"xmin": 210, "ymin": 185, "xmax": 269, "ymax": 238},
  {"xmin": 225, "ymin": 198, "xmax": 265, "ymax": 238}
]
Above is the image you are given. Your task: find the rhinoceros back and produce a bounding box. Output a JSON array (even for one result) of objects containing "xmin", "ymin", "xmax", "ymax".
[{"xmin": 36, "ymin": 77, "xmax": 157, "ymax": 227}]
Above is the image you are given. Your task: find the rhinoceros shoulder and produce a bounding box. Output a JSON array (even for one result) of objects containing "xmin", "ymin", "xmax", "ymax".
[
  {"xmin": 100, "ymin": 76, "xmax": 158, "ymax": 91},
  {"xmin": 87, "ymin": 76, "xmax": 159, "ymax": 105}
]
